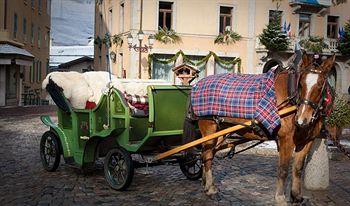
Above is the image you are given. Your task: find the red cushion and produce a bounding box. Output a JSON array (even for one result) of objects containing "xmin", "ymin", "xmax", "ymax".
[{"xmin": 85, "ymin": 101, "xmax": 97, "ymax": 109}]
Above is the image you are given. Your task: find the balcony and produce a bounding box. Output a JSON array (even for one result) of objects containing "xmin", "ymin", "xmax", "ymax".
[
  {"xmin": 255, "ymin": 37, "xmax": 339, "ymax": 53},
  {"xmin": 289, "ymin": 0, "xmax": 331, "ymax": 14},
  {"xmin": 289, "ymin": 0, "xmax": 331, "ymax": 7}
]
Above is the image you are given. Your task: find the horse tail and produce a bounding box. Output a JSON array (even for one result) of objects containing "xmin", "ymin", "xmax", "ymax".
[{"xmin": 182, "ymin": 95, "xmax": 197, "ymax": 145}]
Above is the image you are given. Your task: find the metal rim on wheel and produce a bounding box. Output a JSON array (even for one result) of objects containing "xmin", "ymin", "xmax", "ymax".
[
  {"xmin": 104, "ymin": 147, "xmax": 134, "ymax": 190},
  {"xmin": 40, "ymin": 131, "xmax": 60, "ymax": 172},
  {"xmin": 179, "ymin": 153, "xmax": 203, "ymax": 180}
]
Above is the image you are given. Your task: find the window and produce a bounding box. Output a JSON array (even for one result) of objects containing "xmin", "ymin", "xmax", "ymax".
[
  {"xmin": 31, "ymin": 61, "xmax": 35, "ymax": 83},
  {"xmin": 152, "ymin": 54, "xmax": 174, "ymax": 82},
  {"xmin": 46, "ymin": 59, "xmax": 50, "ymax": 75},
  {"xmin": 120, "ymin": 3, "xmax": 124, "ymax": 32},
  {"xmin": 299, "ymin": 13, "xmax": 311, "ymax": 37},
  {"xmin": 37, "ymin": 61, "xmax": 42, "ymax": 82},
  {"xmin": 23, "ymin": 17, "xmax": 27, "ymax": 41},
  {"xmin": 38, "ymin": 27, "xmax": 41, "ymax": 48},
  {"xmin": 31, "ymin": 23, "xmax": 34, "ymax": 44},
  {"xmin": 38, "ymin": 0, "xmax": 42, "ymax": 13},
  {"xmin": 158, "ymin": 2, "xmax": 173, "ymax": 29},
  {"xmin": 269, "ymin": 10, "xmax": 282, "ymax": 25},
  {"xmin": 13, "ymin": 13, "xmax": 18, "ymax": 38},
  {"xmin": 45, "ymin": 31, "xmax": 50, "ymax": 47},
  {"xmin": 108, "ymin": 8, "xmax": 113, "ymax": 32},
  {"xmin": 47, "ymin": 0, "xmax": 51, "ymax": 15},
  {"xmin": 29, "ymin": 66, "xmax": 32, "ymax": 83},
  {"xmin": 99, "ymin": 13, "xmax": 103, "ymax": 35},
  {"xmin": 219, "ymin": 6, "xmax": 233, "ymax": 33},
  {"xmin": 31, "ymin": 0, "xmax": 34, "ymax": 9},
  {"xmin": 327, "ymin": 16, "xmax": 339, "ymax": 39},
  {"xmin": 4, "ymin": 0, "xmax": 7, "ymax": 29},
  {"xmin": 187, "ymin": 56, "xmax": 206, "ymax": 84},
  {"xmin": 215, "ymin": 57, "xmax": 236, "ymax": 74}
]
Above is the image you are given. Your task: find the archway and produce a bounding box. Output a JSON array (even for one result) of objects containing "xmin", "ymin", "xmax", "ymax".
[{"xmin": 263, "ymin": 59, "xmax": 283, "ymax": 73}]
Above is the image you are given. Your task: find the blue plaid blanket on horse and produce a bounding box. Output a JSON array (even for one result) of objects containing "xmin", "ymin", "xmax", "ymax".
[{"xmin": 191, "ymin": 69, "xmax": 280, "ymax": 134}]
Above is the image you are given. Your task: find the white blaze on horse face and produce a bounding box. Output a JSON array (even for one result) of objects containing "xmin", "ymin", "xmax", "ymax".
[{"xmin": 297, "ymin": 73, "xmax": 319, "ymax": 125}]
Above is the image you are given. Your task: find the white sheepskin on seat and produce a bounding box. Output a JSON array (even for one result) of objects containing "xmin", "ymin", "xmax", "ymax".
[
  {"xmin": 42, "ymin": 71, "xmax": 93, "ymax": 109},
  {"xmin": 118, "ymin": 79, "xmax": 171, "ymax": 96},
  {"xmin": 82, "ymin": 71, "xmax": 125, "ymax": 104}
]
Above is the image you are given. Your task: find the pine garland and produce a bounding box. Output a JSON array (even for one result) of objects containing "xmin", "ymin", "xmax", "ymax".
[
  {"xmin": 338, "ymin": 19, "xmax": 350, "ymax": 56},
  {"xmin": 148, "ymin": 50, "xmax": 242, "ymax": 78}
]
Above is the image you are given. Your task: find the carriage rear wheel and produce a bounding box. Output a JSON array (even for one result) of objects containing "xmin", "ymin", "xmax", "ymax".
[
  {"xmin": 40, "ymin": 131, "xmax": 61, "ymax": 172},
  {"xmin": 179, "ymin": 152, "xmax": 202, "ymax": 180},
  {"xmin": 104, "ymin": 147, "xmax": 134, "ymax": 190}
]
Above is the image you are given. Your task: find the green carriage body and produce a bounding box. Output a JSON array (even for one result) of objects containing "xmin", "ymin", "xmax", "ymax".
[{"xmin": 41, "ymin": 85, "xmax": 191, "ymax": 167}]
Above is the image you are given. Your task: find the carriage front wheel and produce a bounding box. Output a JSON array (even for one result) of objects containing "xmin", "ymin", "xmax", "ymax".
[
  {"xmin": 104, "ymin": 147, "xmax": 134, "ymax": 190},
  {"xmin": 40, "ymin": 131, "xmax": 61, "ymax": 172},
  {"xmin": 179, "ymin": 152, "xmax": 203, "ymax": 180}
]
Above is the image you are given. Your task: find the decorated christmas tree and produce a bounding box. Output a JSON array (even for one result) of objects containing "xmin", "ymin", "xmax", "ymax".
[
  {"xmin": 259, "ymin": 12, "xmax": 289, "ymax": 52},
  {"xmin": 338, "ymin": 20, "xmax": 350, "ymax": 56}
]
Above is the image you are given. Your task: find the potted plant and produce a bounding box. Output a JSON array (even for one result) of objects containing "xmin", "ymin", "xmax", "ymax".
[
  {"xmin": 214, "ymin": 27, "xmax": 241, "ymax": 45},
  {"xmin": 155, "ymin": 27, "xmax": 181, "ymax": 44},
  {"xmin": 300, "ymin": 36, "xmax": 328, "ymax": 53},
  {"xmin": 94, "ymin": 36, "xmax": 103, "ymax": 48},
  {"xmin": 112, "ymin": 34, "xmax": 123, "ymax": 47}
]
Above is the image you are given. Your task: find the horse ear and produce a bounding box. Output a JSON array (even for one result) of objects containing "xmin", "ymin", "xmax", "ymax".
[
  {"xmin": 320, "ymin": 54, "xmax": 336, "ymax": 73},
  {"xmin": 300, "ymin": 51, "xmax": 313, "ymax": 69}
]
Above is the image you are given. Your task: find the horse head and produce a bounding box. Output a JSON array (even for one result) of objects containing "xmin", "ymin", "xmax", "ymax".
[{"xmin": 295, "ymin": 53, "xmax": 336, "ymax": 128}]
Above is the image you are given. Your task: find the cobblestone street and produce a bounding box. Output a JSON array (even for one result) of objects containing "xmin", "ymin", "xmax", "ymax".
[{"xmin": 0, "ymin": 107, "xmax": 350, "ymax": 206}]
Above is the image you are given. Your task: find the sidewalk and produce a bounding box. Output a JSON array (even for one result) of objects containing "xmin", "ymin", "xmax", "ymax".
[{"xmin": 0, "ymin": 105, "xmax": 57, "ymax": 117}]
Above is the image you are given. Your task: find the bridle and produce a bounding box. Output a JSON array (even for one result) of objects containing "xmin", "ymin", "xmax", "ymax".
[{"xmin": 296, "ymin": 64, "xmax": 328, "ymax": 126}]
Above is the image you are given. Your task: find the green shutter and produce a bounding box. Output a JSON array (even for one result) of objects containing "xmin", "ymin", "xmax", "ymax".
[
  {"xmin": 39, "ymin": 61, "xmax": 42, "ymax": 81},
  {"xmin": 46, "ymin": 59, "xmax": 49, "ymax": 75},
  {"xmin": 31, "ymin": 61, "xmax": 35, "ymax": 83},
  {"xmin": 29, "ymin": 66, "xmax": 32, "ymax": 83}
]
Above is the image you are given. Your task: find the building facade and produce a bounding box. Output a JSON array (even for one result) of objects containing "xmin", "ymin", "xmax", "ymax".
[
  {"xmin": 94, "ymin": 0, "xmax": 350, "ymax": 94},
  {"xmin": 0, "ymin": 0, "xmax": 51, "ymax": 106}
]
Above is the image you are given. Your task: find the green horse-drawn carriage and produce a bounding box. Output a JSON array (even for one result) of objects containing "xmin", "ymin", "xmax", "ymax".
[{"xmin": 40, "ymin": 84, "xmax": 202, "ymax": 190}]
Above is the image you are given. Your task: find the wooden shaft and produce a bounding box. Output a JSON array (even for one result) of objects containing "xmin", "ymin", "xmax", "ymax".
[{"xmin": 154, "ymin": 106, "xmax": 297, "ymax": 161}]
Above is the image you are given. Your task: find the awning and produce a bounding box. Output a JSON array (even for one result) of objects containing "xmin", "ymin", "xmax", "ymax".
[{"xmin": 0, "ymin": 44, "xmax": 34, "ymax": 66}]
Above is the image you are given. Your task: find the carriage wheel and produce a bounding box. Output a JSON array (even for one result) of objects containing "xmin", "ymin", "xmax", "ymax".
[
  {"xmin": 179, "ymin": 152, "xmax": 203, "ymax": 180},
  {"xmin": 40, "ymin": 131, "xmax": 61, "ymax": 172},
  {"xmin": 104, "ymin": 147, "xmax": 134, "ymax": 190}
]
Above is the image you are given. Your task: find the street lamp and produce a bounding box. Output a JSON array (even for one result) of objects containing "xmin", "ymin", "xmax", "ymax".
[{"xmin": 127, "ymin": 32, "xmax": 154, "ymax": 78}]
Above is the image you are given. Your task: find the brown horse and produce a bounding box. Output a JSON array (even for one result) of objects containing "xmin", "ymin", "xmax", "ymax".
[{"xmin": 184, "ymin": 53, "xmax": 336, "ymax": 204}]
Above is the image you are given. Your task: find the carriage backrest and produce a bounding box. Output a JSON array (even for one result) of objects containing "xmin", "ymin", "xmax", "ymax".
[{"xmin": 149, "ymin": 85, "xmax": 191, "ymax": 132}]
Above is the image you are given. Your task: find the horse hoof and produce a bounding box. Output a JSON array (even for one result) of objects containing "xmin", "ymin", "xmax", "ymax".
[
  {"xmin": 291, "ymin": 197, "xmax": 310, "ymax": 206},
  {"xmin": 275, "ymin": 195, "xmax": 288, "ymax": 206},
  {"xmin": 207, "ymin": 192, "xmax": 221, "ymax": 201},
  {"xmin": 206, "ymin": 186, "xmax": 218, "ymax": 195}
]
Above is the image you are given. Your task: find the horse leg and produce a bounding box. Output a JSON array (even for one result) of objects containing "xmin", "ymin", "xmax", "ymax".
[
  {"xmin": 198, "ymin": 120, "xmax": 218, "ymax": 196},
  {"xmin": 275, "ymin": 134, "xmax": 294, "ymax": 205},
  {"xmin": 291, "ymin": 140, "xmax": 314, "ymax": 204}
]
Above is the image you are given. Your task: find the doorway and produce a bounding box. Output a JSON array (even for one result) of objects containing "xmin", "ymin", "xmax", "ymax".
[{"xmin": 5, "ymin": 65, "xmax": 19, "ymax": 106}]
